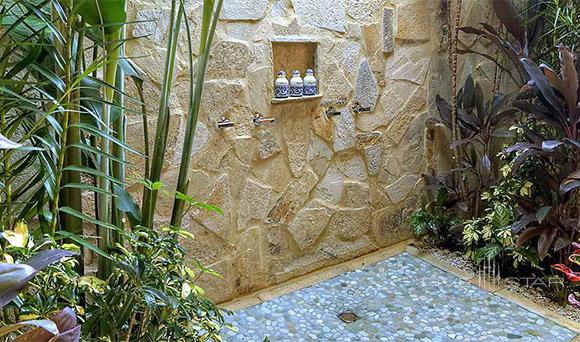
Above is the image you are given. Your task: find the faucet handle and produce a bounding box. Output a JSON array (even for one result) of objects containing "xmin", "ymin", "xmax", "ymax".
[
  {"xmin": 325, "ymin": 107, "xmax": 342, "ymax": 118},
  {"xmin": 217, "ymin": 117, "xmax": 235, "ymax": 129},
  {"xmin": 352, "ymin": 102, "xmax": 372, "ymax": 113}
]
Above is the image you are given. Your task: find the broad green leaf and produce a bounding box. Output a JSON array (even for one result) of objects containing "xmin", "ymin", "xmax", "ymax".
[
  {"xmin": 77, "ymin": 0, "xmax": 127, "ymax": 34},
  {"xmin": 113, "ymin": 184, "xmax": 142, "ymax": 225}
]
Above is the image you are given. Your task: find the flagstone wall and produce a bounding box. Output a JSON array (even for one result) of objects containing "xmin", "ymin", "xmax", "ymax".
[{"xmin": 123, "ymin": 0, "xmax": 495, "ymax": 302}]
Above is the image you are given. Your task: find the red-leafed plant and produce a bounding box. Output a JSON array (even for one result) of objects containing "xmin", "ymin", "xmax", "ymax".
[
  {"xmin": 0, "ymin": 307, "xmax": 81, "ymax": 341},
  {"xmin": 552, "ymin": 242, "xmax": 580, "ymax": 309},
  {"xmin": 507, "ymin": 45, "xmax": 579, "ymax": 261}
]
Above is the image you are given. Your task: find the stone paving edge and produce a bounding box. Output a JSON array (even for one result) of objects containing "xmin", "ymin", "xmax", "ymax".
[
  {"xmin": 220, "ymin": 239, "xmax": 412, "ymax": 311},
  {"xmin": 406, "ymin": 245, "xmax": 580, "ymax": 335}
]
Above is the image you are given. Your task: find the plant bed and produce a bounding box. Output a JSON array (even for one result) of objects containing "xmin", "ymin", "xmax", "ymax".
[{"xmin": 410, "ymin": 240, "xmax": 580, "ymax": 324}]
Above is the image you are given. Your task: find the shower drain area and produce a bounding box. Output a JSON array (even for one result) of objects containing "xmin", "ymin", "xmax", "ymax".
[
  {"xmin": 223, "ymin": 253, "xmax": 577, "ymax": 341},
  {"xmin": 337, "ymin": 311, "xmax": 359, "ymax": 324}
]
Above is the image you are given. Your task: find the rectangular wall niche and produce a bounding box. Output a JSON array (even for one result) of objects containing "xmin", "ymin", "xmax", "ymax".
[{"xmin": 271, "ymin": 39, "xmax": 321, "ymax": 103}]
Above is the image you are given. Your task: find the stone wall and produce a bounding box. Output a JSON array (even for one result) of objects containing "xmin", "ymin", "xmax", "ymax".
[{"xmin": 123, "ymin": 0, "xmax": 494, "ymax": 302}]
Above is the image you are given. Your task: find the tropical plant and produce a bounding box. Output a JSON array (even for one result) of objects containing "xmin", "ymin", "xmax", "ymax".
[
  {"xmin": 417, "ymin": 74, "xmax": 515, "ymax": 249},
  {"xmin": 552, "ymin": 242, "xmax": 580, "ymax": 309},
  {"xmin": 141, "ymin": 0, "xmax": 224, "ymax": 230},
  {"xmin": 1, "ymin": 0, "xmax": 224, "ymax": 268},
  {"xmin": 434, "ymin": 74, "xmax": 517, "ymax": 218},
  {"xmin": 533, "ymin": 0, "xmax": 579, "ymax": 66},
  {"xmin": 458, "ymin": 0, "xmax": 546, "ymax": 87},
  {"xmin": 410, "ymin": 173, "xmax": 462, "ymax": 247},
  {"xmin": 0, "ymin": 307, "xmax": 80, "ymax": 341},
  {"xmin": 1, "ymin": 0, "xmax": 229, "ymax": 339},
  {"xmin": 0, "ymin": 0, "xmax": 134, "ymax": 278},
  {"xmin": 81, "ymin": 224, "xmax": 229, "ymax": 341},
  {"xmin": 0, "ymin": 231, "xmax": 79, "ymax": 341},
  {"xmin": 507, "ymin": 45, "xmax": 579, "ymax": 261}
]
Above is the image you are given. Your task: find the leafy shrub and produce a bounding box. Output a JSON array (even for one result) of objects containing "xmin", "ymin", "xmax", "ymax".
[
  {"xmin": 408, "ymin": 177, "xmax": 461, "ymax": 247},
  {"xmin": 415, "ymin": 73, "xmax": 517, "ymax": 250},
  {"xmin": 0, "ymin": 222, "xmax": 229, "ymax": 341},
  {"xmin": 82, "ymin": 225, "xmax": 229, "ymax": 341},
  {"xmin": 463, "ymin": 192, "xmax": 538, "ymax": 268},
  {"xmin": 460, "ymin": 153, "xmax": 539, "ymax": 266}
]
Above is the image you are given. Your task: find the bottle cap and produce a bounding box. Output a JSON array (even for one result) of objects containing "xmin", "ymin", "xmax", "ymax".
[
  {"xmin": 292, "ymin": 70, "xmax": 301, "ymax": 77},
  {"xmin": 306, "ymin": 69, "xmax": 314, "ymax": 75},
  {"xmin": 277, "ymin": 71, "xmax": 286, "ymax": 77}
]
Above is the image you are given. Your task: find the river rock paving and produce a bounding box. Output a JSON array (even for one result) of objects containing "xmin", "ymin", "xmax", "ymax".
[{"xmin": 224, "ymin": 253, "xmax": 578, "ymax": 341}]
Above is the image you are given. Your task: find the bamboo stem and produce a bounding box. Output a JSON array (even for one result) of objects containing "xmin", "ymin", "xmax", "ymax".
[
  {"xmin": 111, "ymin": 17, "xmax": 127, "ymax": 241},
  {"xmin": 97, "ymin": 30, "xmax": 122, "ymax": 278},
  {"xmin": 136, "ymin": 84, "xmax": 150, "ymax": 182},
  {"xmin": 50, "ymin": 11, "xmax": 75, "ymax": 234},
  {"xmin": 141, "ymin": 0, "xmax": 183, "ymax": 228},
  {"xmin": 170, "ymin": 0, "xmax": 223, "ymax": 227},
  {"xmin": 62, "ymin": 20, "xmax": 85, "ymax": 239}
]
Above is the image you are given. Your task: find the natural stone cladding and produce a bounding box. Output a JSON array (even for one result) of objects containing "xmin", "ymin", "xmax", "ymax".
[{"xmin": 125, "ymin": 0, "xmax": 489, "ymax": 302}]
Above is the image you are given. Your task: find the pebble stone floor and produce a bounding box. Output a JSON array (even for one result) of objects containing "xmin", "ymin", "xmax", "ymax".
[{"xmin": 224, "ymin": 252, "xmax": 578, "ymax": 341}]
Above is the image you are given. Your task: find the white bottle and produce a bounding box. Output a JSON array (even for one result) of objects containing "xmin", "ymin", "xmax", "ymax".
[
  {"xmin": 303, "ymin": 69, "xmax": 317, "ymax": 96},
  {"xmin": 289, "ymin": 70, "xmax": 304, "ymax": 97},
  {"xmin": 275, "ymin": 71, "xmax": 289, "ymax": 98}
]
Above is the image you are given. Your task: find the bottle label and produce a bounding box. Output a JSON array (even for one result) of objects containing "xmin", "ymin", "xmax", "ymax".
[{"xmin": 275, "ymin": 84, "xmax": 289, "ymax": 98}]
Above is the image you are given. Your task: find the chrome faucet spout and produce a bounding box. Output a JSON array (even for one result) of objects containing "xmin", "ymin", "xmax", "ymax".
[{"xmin": 253, "ymin": 114, "xmax": 276, "ymax": 127}]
